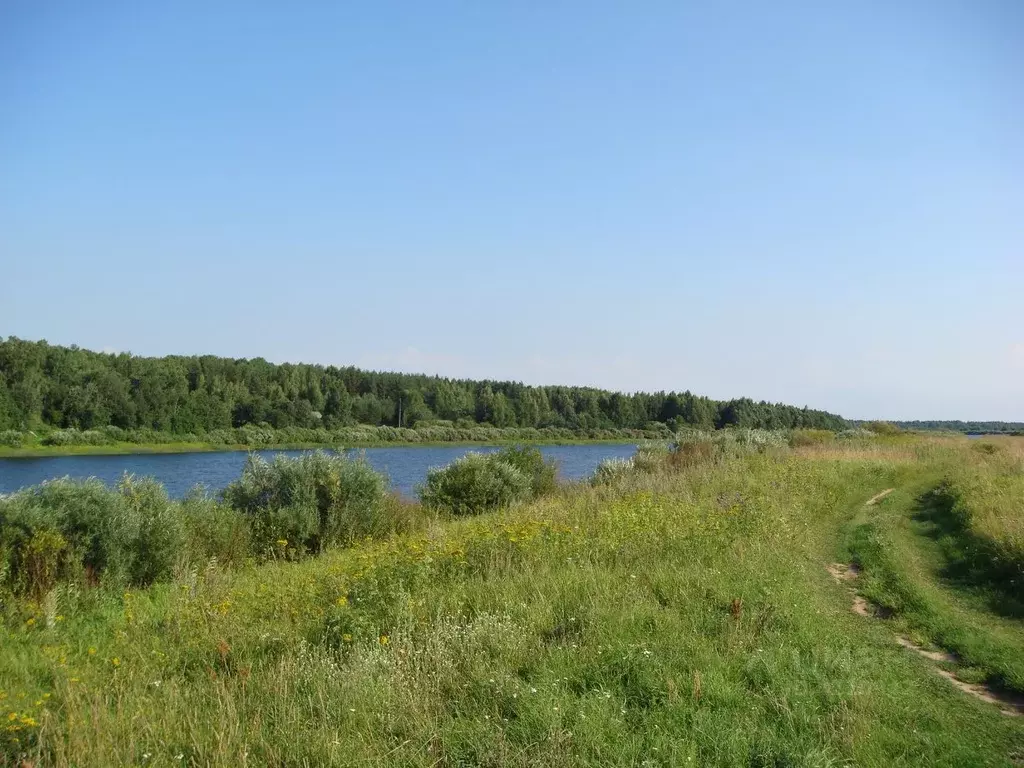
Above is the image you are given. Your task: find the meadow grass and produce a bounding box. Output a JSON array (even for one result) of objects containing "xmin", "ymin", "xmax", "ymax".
[
  {"xmin": 1, "ymin": 437, "xmax": 1022, "ymax": 766},
  {"xmin": 942, "ymin": 438, "xmax": 1024, "ymax": 580},
  {"xmin": 844, "ymin": 439, "xmax": 1024, "ymax": 699}
]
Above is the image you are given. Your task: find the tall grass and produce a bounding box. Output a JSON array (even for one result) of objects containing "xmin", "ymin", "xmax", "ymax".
[
  {"xmin": 937, "ymin": 442, "xmax": 1024, "ymax": 585},
  {"xmin": 590, "ymin": 432, "xmax": 787, "ymax": 487},
  {"xmin": 179, "ymin": 489, "xmax": 252, "ymax": 569}
]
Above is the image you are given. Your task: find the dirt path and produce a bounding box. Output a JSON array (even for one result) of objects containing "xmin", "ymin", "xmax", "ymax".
[
  {"xmin": 826, "ymin": 489, "xmax": 1024, "ymax": 717},
  {"xmin": 865, "ymin": 488, "xmax": 894, "ymax": 506}
]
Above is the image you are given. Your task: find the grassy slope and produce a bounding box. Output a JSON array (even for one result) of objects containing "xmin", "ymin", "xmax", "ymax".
[{"xmin": 2, "ymin": 444, "xmax": 1023, "ymax": 766}]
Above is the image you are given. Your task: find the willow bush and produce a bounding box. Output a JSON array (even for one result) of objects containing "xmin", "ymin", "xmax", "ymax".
[
  {"xmin": 0, "ymin": 477, "xmax": 186, "ymax": 596},
  {"xmin": 419, "ymin": 453, "xmax": 532, "ymax": 516},
  {"xmin": 222, "ymin": 451, "xmax": 395, "ymax": 557}
]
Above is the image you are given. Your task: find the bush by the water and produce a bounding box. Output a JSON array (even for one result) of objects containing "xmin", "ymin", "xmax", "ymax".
[
  {"xmin": 0, "ymin": 451, "xmax": 414, "ymax": 597},
  {"xmin": 0, "ymin": 476, "xmax": 186, "ymax": 596},
  {"xmin": 419, "ymin": 452, "xmax": 532, "ymax": 516},
  {"xmin": 490, "ymin": 445, "xmax": 557, "ymax": 497},
  {"xmin": 222, "ymin": 451, "xmax": 396, "ymax": 556},
  {"xmin": 0, "ymin": 429, "xmax": 23, "ymax": 448}
]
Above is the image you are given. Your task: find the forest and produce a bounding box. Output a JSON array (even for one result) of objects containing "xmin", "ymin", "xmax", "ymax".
[
  {"xmin": 0, "ymin": 337, "xmax": 847, "ymax": 436},
  {"xmin": 884, "ymin": 420, "xmax": 1024, "ymax": 434}
]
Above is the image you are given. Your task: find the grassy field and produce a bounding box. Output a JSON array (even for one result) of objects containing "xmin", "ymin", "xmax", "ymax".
[
  {"xmin": 842, "ymin": 437, "xmax": 1024, "ymax": 700},
  {"xmin": 1, "ymin": 435, "xmax": 1022, "ymax": 766}
]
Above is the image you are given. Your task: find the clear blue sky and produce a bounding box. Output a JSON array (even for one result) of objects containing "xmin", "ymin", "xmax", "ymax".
[{"xmin": 2, "ymin": 2, "xmax": 1022, "ymax": 420}]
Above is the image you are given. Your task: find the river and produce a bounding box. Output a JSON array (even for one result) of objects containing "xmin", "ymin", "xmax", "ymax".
[{"xmin": 0, "ymin": 443, "xmax": 638, "ymax": 499}]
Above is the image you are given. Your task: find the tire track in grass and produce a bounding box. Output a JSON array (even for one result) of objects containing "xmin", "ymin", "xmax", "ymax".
[
  {"xmin": 829, "ymin": 489, "xmax": 1024, "ymax": 717},
  {"xmin": 865, "ymin": 488, "xmax": 894, "ymax": 506}
]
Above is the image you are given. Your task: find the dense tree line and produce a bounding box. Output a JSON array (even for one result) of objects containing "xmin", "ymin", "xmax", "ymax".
[
  {"xmin": 878, "ymin": 420, "xmax": 1024, "ymax": 435},
  {"xmin": 0, "ymin": 338, "xmax": 847, "ymax": 435}
]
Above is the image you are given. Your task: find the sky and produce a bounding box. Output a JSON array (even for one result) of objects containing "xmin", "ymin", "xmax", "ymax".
[{"xmin": 1, "ymin": 2, "xmax": 1022, "ymax": 421}]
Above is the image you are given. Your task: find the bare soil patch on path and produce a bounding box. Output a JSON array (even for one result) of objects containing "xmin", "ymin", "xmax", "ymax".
[{"xmin": 827, "ymin": 558, "xmax": 1023, "ymax": 716}]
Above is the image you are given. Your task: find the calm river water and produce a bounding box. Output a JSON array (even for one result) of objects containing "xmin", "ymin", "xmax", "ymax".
[{"xmin": 0, "ymin": 443, "xmax": 638, "ymax": 499}]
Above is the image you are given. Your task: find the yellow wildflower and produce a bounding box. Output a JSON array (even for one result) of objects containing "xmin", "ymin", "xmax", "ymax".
[
  {"xmin": 88, "ymin": 647, "xmax": 97, "ymax": 655},
  {"xmin": 111, "ymin": 657, "xmax": 120, "ymax": 668},
  {"xmin": 379, "ymin": 635, "xmax": 389, "ymax": 646},
  {"xmin": 25, "ymin": 618, "xmax": 35, "ymax": 627},
  {"xmin": 342, "ymin": 633, "xmax": 352, "ymax": 643}
]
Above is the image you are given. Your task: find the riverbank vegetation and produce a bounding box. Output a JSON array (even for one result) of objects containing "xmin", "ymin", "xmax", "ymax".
[
  {"xmin": 0, "ymin": 423, "xmax": 671, "ymax": 457},
  {"xmin": 0, "ymin": 339, "xmax": 846, "ymax": 447},
  {"xmin": 1, "ymin": 432, "xmax": 1021, "ymax": 765}
]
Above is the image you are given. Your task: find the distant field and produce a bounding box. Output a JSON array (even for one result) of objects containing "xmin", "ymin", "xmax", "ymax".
[{"xmin": 1, "ymin": 433, "xmax": 1022, "ymax": 766}]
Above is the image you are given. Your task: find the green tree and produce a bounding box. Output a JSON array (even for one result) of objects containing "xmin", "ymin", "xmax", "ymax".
[{"xmin": 489, "ymin": 392, "xmax": 516, "ymax": 427}]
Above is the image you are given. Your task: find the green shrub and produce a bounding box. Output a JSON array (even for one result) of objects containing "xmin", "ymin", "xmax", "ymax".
[
  {"xmin": 0, "ymin": 476, "xmax": 186, "ymax": 594},
  {"xmin": 117, "ymin": 476, "xmax": 186, "ymax": 584},
  {"xmin": 41, "ymin": 430, "xmax": 77, "ymax": 446},
  {"xmin": 419, "ymin": 453, "xmax": 531, "ymax": 516},
  {"xmin": 0, "ymin": 430, "xmax": 23, "ymax": 448},
  {"xmin": 222, "ymin": 451, "xmax": 393, "ymax": 556},
  {"xmin": 493, "ymin": 445, "xmax": 558, "ymax": 496},
  {"xmin": 0, "ymin": 479, "xmax": 124, "ymax": 586},
  {"xmin": 99, "ymin": 425, "xmax": 126, "ymax": 441},
  {"xmin": 179, "ymin": 490, "xmax": 252, "ymax": 568}
]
